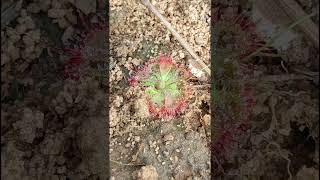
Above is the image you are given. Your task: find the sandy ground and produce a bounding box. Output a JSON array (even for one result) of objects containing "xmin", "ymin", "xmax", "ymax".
[{"xmin": 109, "ymin": 0, "xmax": 211, "ymax": 179}]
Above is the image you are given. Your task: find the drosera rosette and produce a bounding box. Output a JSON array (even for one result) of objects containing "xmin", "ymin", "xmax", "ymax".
[
  {"xmin": 129, "ymin": 55, "xmax": 192, "ymax": 119},
  {"xmin": 53, "ymin": 2, "xmax": 108, "ymax": 81}
]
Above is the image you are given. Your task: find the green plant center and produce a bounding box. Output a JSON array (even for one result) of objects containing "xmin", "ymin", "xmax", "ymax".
[{"xmin": 143, "ymin": 64, "xmax": 182, "ymax": 106}]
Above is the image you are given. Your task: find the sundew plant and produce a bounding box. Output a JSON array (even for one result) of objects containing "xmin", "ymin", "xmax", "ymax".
[{"xmin": 129, "ymin": 55, "xmax": 191, "ymax": 118}]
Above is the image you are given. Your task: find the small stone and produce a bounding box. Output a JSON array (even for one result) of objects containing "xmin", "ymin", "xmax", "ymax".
[
  {"xmin": 179, "ymin": 52, "xmax": 185, "ymax": 58},
  {"xmin": 27, "ymin": 3, "xmax": 40, "ymax": 13},
  {"xmin": 136, "ymin": 165, "xmax": 158, "ymax": 180},
  {"xmin": 62, "ymin": 27, "xmax": 74, "ymax": 45},
  {"xmin": 202, "ymin": 114, "xmax": 210, "ymax": 126},
  {"xmin": 16, "ymin": 24, "xmax": 27, "ymax": 34},
  {"xmin": 48, "ymin": 9, "xmax": 66, "ymax": 18},
  {"xmin": 65, "ymin": 9, "xmax": 77, "ymax": 24},
  {"xmin": 57, "ymin": 166, "xmax": 66, "ymax": 174},
  {"xmin": 163, "ymin": 134, "xmax": 174, "ymax": 142},
  {"xmin": 57, "ymin": 17, "xmax": 70, "ymax": 29},
  {"xmin": 135, "ymin": 136, "xmax": 141, "ymax": 142},
  {"xmin": 114, "ymin": 95, "xmax": 123, "ymax": 107},
  {"xmin": 39, "ymin": 0, "xmax": 51, "ymax": 11},
  {"xmin": 195, "ymin": 36, "xmax": 204, "ymax": 45},
  {"xmin": 163, "ymin": 151, "xmax": 169, "ymax": 157},
  {"xmin": 56, "ymin": 156, "xmax": 65, "ymax": 165},
  {"xmin": 174, "ymin": 156, "xmax": 179, "ymax": 162}
]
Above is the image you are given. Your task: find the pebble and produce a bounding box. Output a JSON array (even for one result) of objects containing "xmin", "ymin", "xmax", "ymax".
[
  {"xmin": 135, "ymin": 136, "xmax": 141, "ymax": 142},
  {"xmin": 163, "ymin": 151, "xmax": 169, "ymax": 157},
  {"xmin": 179, "ymin": 52, "xmax": 185, "ymax": 58},
  {"xmin": 195, "ymin": 36, "xmax": 204, "ymax": 45},
  {"xmin": 163, "ymin": 134, "xmax": 174, "ymax": 142},
  {"xmin": 174, "ymin": 156, "xmax": 179, "ymax": 163}
]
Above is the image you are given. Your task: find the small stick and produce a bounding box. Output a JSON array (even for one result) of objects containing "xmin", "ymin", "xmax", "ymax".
[
  {"xmin": 140, "ymin": 0, "xmax": 210, "ymax": 76},
  {"xmin": 280, "ymin": 60, "xmax": 289, "ymax": 73}
]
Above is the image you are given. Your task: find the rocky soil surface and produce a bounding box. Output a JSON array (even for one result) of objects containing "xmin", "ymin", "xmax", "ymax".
[
  {"xmin": 2, "ymin": 0, "xmax": 108, "ymax": 179},
  {"xmin": 109, "ymin": 0, "xmax": 211, "ymax": 179}
]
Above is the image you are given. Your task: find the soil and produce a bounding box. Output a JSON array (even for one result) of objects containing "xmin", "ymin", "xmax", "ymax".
[
  {"xmin": 109, "ymin": 0, "xmax": 211, "ymax": 179},
  {"xmin": 1, "ymin": 0, "xmax": 108, "ymax": 179}
]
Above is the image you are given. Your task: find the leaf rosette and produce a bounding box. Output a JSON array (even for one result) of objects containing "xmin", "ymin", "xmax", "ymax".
[{"xmin": 129, "ymin": 55, "xmax": 192, "ymax": 118}]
